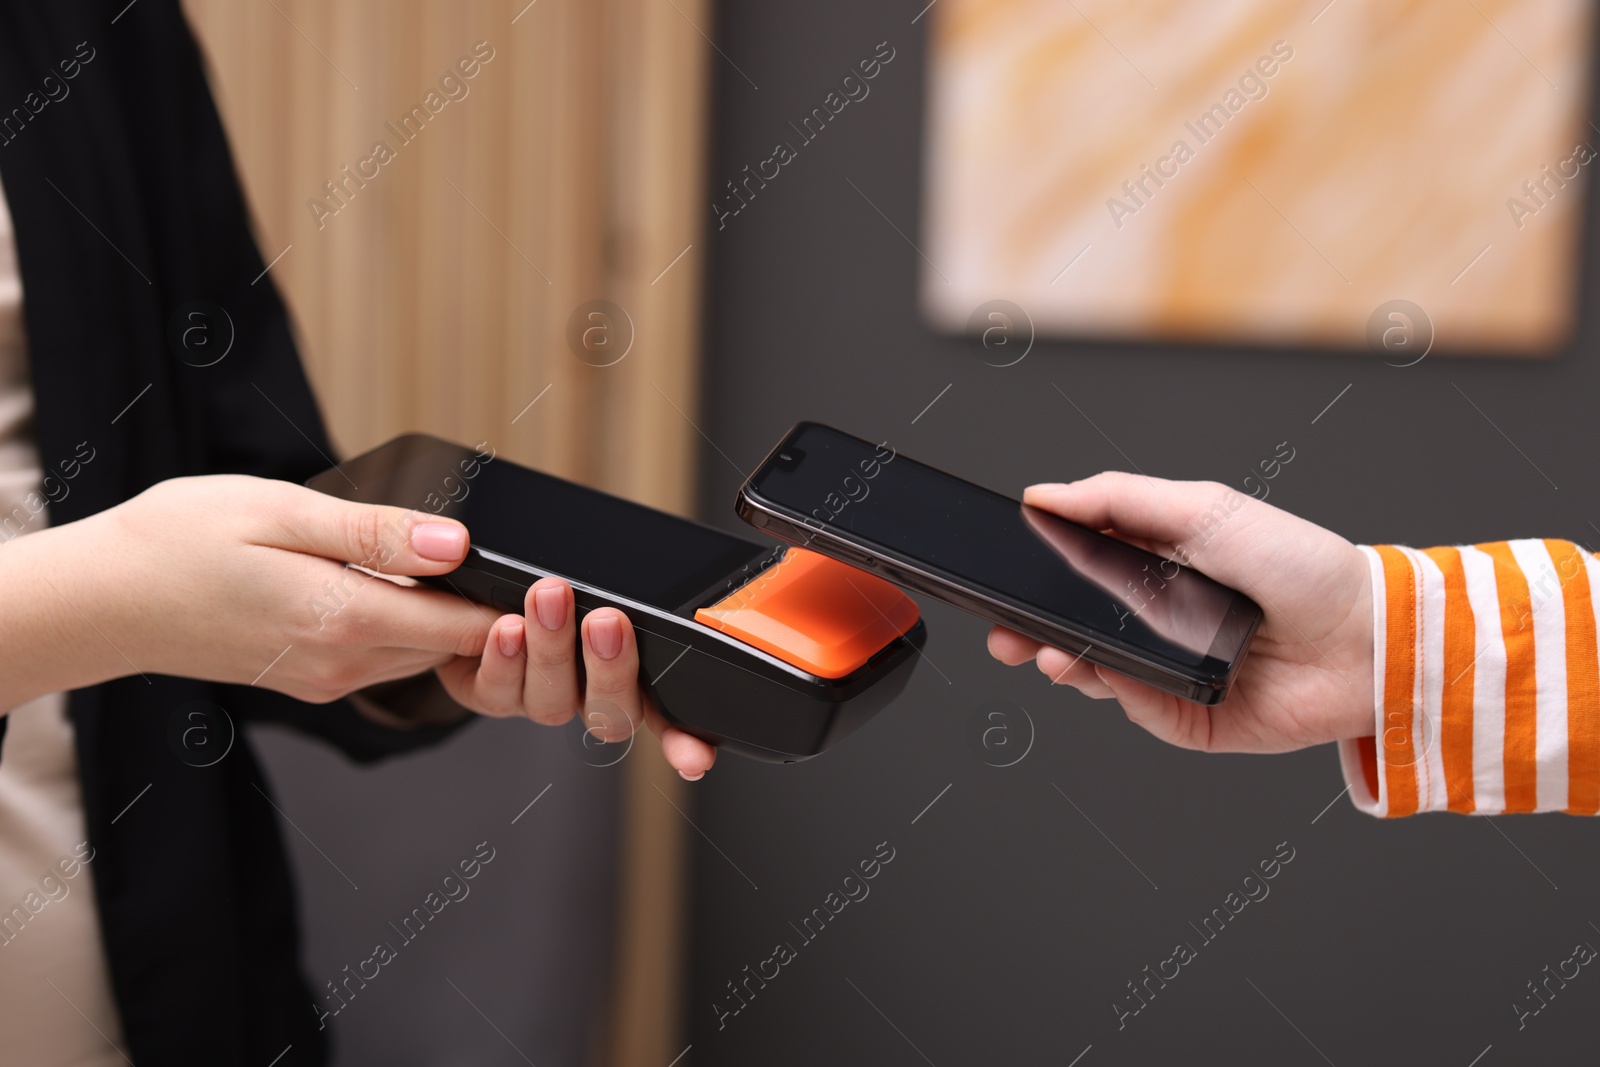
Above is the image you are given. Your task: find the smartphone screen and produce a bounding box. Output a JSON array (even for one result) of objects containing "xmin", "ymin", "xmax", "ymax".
[
  {"xmin": 313, "ymin": 435, "xmax": 768, "ymax": 612},
  {"xmin": 743, "ymin": 423, "xmax": 1257, "ymax": 674}
]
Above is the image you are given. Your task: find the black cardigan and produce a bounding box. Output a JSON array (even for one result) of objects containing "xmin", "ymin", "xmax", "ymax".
[{"xmin": 0, "ymin": 3, "xmax": 462, "ymax": 1062}]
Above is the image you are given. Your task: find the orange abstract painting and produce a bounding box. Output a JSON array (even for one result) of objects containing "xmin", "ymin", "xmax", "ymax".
[{"xmin": 922, "ymin": 0, "xmax": 1596, "ymax": 354}]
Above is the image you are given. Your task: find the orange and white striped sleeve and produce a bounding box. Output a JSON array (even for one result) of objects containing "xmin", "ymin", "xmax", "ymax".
[{"xmin": 1340, "ymin": 540, "xmax": 1600, "ymax": 816}]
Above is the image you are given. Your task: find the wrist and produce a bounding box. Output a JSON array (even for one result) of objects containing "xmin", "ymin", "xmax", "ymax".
[
  {"xmin": 0, "ymin": 512, "xmax": 132, "ymax": 707},
  {"xmin": 1340, "ymin": 545, "xmax": 1378, "ymax": 741}
]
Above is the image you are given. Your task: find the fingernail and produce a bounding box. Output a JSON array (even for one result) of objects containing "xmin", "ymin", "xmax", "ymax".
[
  {"xmin": 588, "ymin": 615, "xmax": 622, "ymax": 660},
  {"xmin": 412, "ymin": 522, "xmax": 467, "ymax": 561},
  {"xmin": 498, "ymin": 618, "xmax": 524, "ymax": 658},
  {"xmin": 679, "ymin": 770, "xmax": 705, "ymax": 782},
  {"xmin": 535, "ymin": 585, "xmax": 567, "ymax": 631}
]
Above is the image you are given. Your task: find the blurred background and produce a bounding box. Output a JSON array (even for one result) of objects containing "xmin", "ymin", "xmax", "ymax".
[{"xmin": 186, "ymin": 0, "xmax": 1600, "ymax": 1063}]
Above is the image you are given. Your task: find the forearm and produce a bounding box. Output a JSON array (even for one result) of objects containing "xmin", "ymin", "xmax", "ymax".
[
  {"xmin": 0, "ymin": 512, "xmax": 134, "ymax": 710},
  {"xmin": 1344, "ymin": 539, "xmax": 1600, "ymax": 816}
]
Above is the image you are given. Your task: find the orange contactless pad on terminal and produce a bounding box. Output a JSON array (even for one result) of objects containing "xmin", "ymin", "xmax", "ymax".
[{"xmin": 693, "ymin": 548, "xmax": 919, "ymax": 678}]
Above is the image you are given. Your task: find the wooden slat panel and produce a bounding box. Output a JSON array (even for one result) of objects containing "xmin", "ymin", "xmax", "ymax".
[{"xmin": 182, "ymin": 2, "xmax": 712, "ymax": 1062}]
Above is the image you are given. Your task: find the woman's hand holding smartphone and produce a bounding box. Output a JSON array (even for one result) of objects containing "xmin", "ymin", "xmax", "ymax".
[
  {"xmin": 0, "ymin": 475, "xmax": 716, "ymax": 777},
  {"xmin": 738, "ymin": 423, "xmax": 1266, "ymax": 704},
  {"xmin": 737, "ymin": 422, "xmax": 1379, "ymax": 757},
  {"xmin": 990, "ymin": 473, "xmax": 1376, "ymax": 754}
]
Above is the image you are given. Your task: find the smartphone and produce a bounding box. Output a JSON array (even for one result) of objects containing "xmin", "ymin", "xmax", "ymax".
[
  {"xmin": 307, "ymin": 434, "xmax": 925, "ymax": 762},
  {"xmin": 735, "ymin": 423, "xmax": 1263, "ymax": 704}
]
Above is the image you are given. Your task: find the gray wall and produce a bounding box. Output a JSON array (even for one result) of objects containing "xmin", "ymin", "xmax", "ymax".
[{"xmin": 687, "ymin": 4, "xmax": 1600, "ymax": 1065}]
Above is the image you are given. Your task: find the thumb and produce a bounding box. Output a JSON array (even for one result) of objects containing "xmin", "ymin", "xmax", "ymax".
[
  {"xmin": 1022, "ymin": 472, "xmax": 1247, "ymax": 548},
  {"xmin": 261, "ymin": 484, "xmax": 471, "ymax": 576},
  {"xmin": 1022, "ymin": 470, "xmax": 1266, "ymax": 581}
]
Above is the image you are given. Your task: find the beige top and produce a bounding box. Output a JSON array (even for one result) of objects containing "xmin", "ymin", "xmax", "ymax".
[{"xmin": 0, "ymin": 176, "xmax": 129, "ymax": 1064}]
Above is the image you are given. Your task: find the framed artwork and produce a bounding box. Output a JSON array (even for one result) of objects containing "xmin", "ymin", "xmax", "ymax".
[{"xmin": 922, "ymin": 0, "xmax": 1596, "ymax": 354}]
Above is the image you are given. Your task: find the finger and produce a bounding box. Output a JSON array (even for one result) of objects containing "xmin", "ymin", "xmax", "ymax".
[
  {"xmin": 1093, "ymin": 666, "xmax": 1213, "ymax": 751},
  {"xmin": 455, "ymin": 615, "xmax": 528, "ymax": 717},
  {"xmin": 262, "ymin": 482, "xmax": 471, "ymax": 576},
  {"xmin": 643, "ymin": 701, "xmax": 717, "ymax": 781},
  {"xmin": 434, "ymin": 654, "xmax": 482, "ymax": 707},
  {"xmin": 330, "ymin": 578, "xmax": 493, "ymax": 660},
  {"xmin": 1035, "ymin": 645, "xmax": 1114, "ymax": 698},
  {"xmin": 318, "ymin": 647, "xmax": 457, "ymax": 698},
  {"xmin": 522, "ymin": 577, "xmax": 581, "ymax": 726},
  {"xmin": 1023, "ymin": 473, "xmax": 1242, "ymax": 559},
  {"xmin": 579, "ymin": 608, "xmax": 644, "ymax": 743},
  {"xmin": 354, "ymin": 648, "xmax": 458, "ymax": 686},
  {"xmin": 987, "ymin": 626, "xmax": 1042, "ymax": 666}
]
